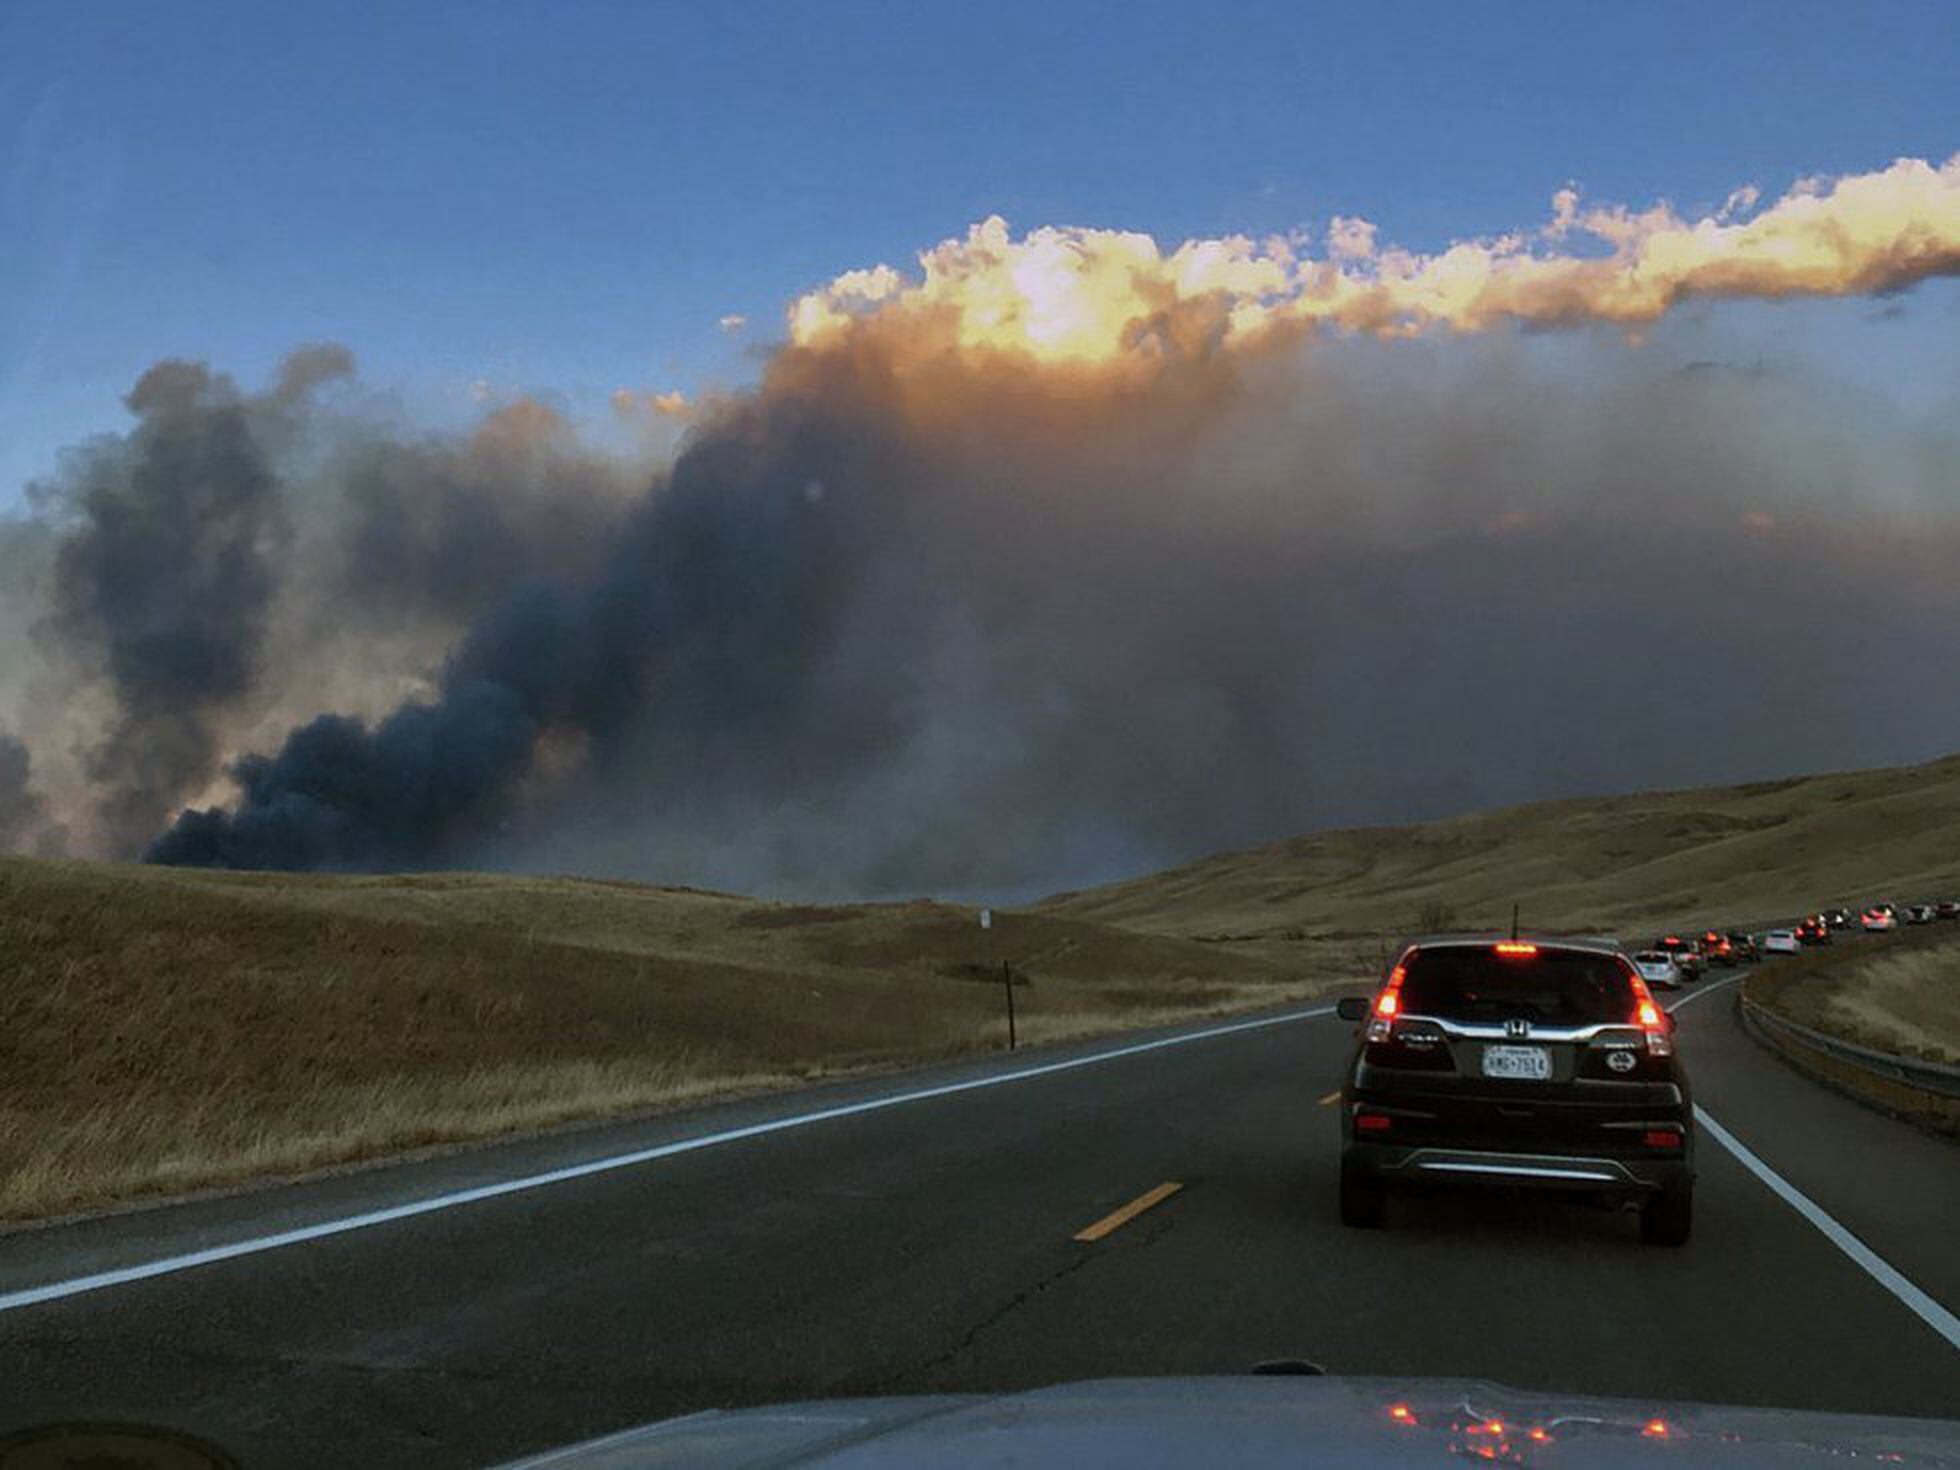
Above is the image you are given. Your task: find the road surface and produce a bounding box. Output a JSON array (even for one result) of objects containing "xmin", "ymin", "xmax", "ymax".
[{"xmin": 0, "ymin": 967, "xmax": 1954, "ymax": 1468}]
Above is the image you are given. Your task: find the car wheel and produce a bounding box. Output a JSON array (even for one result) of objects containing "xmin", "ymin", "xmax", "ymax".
[
  {"xmin": 1340, "ymin": 1162, "xmax": 1386, "ymax": 1229},
  {"xmin": 1640, "ymin": 1182, "xmax": 1692, "ymax": 1247}
]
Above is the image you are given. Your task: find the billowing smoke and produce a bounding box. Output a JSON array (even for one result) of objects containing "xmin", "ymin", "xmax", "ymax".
[
  {"xmin": 0, "ymin": 734, "xmax": 45, "ymax": 852},
  {"xmin": 6, "ymin": 155, "xmax": 1960, "ymax": 895},
  {"xmin": 4, "ymin": 348, "xmax": 647, "ymax": 857},
  {"xmin": 37, "ymin": 356, "xmax": 306, "ymax": 852}
]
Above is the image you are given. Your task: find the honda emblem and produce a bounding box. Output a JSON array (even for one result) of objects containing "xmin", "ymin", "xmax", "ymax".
[{"xmin": 1504, "ymin": 1018, "xmax": 1530, "ymax": 1039}]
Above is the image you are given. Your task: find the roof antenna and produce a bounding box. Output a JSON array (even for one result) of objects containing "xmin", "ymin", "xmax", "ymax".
[{"xmin": 1511, "ymin": 902, "xmax": 1520, "ymax": 941}]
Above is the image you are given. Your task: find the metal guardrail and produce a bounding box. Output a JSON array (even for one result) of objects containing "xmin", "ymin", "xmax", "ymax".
[{"xmin": 1740, "ymin": 995, "xmax": 1960, "ymax": 1100}]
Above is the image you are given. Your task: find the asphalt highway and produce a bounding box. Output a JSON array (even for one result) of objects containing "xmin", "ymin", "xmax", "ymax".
[{"xmin": 0, "ymin": 964, "xmax": 1954, "ymax": 1469}]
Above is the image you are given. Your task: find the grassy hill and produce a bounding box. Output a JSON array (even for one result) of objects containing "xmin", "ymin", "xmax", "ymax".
[
  {"xmin": 1038, "ymin": 753, "xmax": 1960, "ymax": 944},
  {"xmin": 0, "ymin": 860, "xmax": 1319, "ymax": 1222},
  {"xmin": 6, "ymin": 750, "xmax": 1958, "ymax": 1222}
]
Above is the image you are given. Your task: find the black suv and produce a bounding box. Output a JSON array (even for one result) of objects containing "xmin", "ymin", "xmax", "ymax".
[{"xmin": 1334, "ymin": 936, "xmax": 1694, "ymax": 1245}]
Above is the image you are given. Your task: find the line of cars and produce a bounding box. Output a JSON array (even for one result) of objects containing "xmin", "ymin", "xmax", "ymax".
[
  {"xmin": 1329, "ymin": 893, "xmax": 1959, "ymax": 1246},
  {"xmin": 1629, "ymin": 928, "xmax": 1755, "ymax": 989},
  {"xmin": 1859, "ymin": 898, "xmax": 1959, "ymax": 931},
  {"xmin": 1625, "ymin": 898, "xmax": 1960, "ymax": 988}
]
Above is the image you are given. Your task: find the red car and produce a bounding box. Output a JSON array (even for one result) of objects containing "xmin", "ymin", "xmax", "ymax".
[
  {"xmin": 1796, "ymin": 916, "xmax": 1831, "ymax": 945},
  {"xmin": 1700, "ymin": 931, "xmax": 1737, "ymax": 967}
]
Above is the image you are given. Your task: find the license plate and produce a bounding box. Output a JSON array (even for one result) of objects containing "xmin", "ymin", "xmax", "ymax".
[{"xmin": 1482, "ymin": 1045, "xmax": 1552, "ymax": 1080}]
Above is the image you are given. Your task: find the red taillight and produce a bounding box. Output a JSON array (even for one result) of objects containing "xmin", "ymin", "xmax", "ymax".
[
  {"xmin": 1642, "ymin": 1128, "xmax": 1683, "ymax": 1150},
  {"xmin": 1368, "ymin": 962, "xmax": 1408, "ymax": 1037},
  {"xmin": 1643, "ymin": 1418, "xmax": 1670, "ymax": 1439},
  {"xmin": 1388, "ymin": 1403, "xmax": 1415, "ymax": 1425},
  {"xmin": 1625, "ymin": 970, "xmax": 1673, "ymax": 1055},
  {"xmin": 1355, "ymin": 1111, "xmax": 1393, "ymax": 1133}
]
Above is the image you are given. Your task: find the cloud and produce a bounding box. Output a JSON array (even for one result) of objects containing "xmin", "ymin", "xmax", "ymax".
[
  {"xmin": 789, "ymin": 155, "xmax": 1960, "ymax": 358},
  {"xmin": 1325, "ymin": 215, "xmax": 1378, "ymax": 261},
  {"xmin": 8, "ymin": 155, "xmax": 1960, "ymax": 896}
]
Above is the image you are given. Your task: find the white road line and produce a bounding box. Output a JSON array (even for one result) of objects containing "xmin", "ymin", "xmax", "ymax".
[
  {"xmin": 1694, "ymin": 1106, "xmax": 1960, "ymax": 1352},
  {"xmin": 1671, "ymin": 970, "xmax": 1958, "ymax": 1352},
  {"xmin": 0, "ymin": 1004, "xmax": 1333, "ymax": 1316},
  {"xmin": 1665, "ymin": 973, "xmax": 1741, "ymax": 1014}
]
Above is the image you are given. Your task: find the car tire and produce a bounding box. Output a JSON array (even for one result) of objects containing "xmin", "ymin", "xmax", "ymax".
[
  {"xmin": 1640, "ymin": 1182, "xmax": 1692, "ymax": 1247},
  {"xmin": 1340, "ymin": 1163, "xmax": 1386, "ymax": 1229}
]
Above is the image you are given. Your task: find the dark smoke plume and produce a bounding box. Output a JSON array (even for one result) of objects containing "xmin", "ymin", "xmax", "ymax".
[
  {"xmin": 137, "ymin": 325, "xmax": 1960, "ymax": 895},
  {"xmin": 40, "ymin": 357, "xmax": 298, "ymax": 852},
  {"xmin": 151, "ymin": 389, "xmax": 907, "ymax": 869},
  {"xmin": 8, "ymin": 348, "xmax": 643, "ymax": 859}
]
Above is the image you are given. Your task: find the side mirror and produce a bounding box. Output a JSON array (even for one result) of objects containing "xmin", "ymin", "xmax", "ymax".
[{"xmin": 1336, "ymin": 996, "xmax": 1370, "ymax": 1022}]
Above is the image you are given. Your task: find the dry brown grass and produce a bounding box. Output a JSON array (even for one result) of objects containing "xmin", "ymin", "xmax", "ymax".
[
  {"xmin": 8, "ymin": 750, "xmax": 1958, "ymax": 1223},
  {"xmin": 1747, "ymin": 926, "xmax": 1960, "ymax": 1066},
  {"xmin": 1039, "ymin": 752, "xmax": 1960, "ymax": 952},
  {"xmin": 0, "ymin": 859, "xmax": 1326, "ymax": 1222}
]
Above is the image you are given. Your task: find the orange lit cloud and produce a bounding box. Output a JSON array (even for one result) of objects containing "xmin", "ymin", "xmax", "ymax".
[
  {"xmin": 788, "ymin": 155, "xmax": 1960, "ymax": 368},
  {"xmin": 610, "ymin": 387, "xmax": 692, "ymax": 419}
]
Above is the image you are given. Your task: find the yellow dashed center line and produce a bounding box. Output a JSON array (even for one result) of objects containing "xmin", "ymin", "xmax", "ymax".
[
  {"xmin": 1318, "ymin": 1090, "xmax": 1341, "ymax": 1107},
  {"xmin": 1073, "ymin": 1181, "xmax": 1184, "ymax": 1242}
]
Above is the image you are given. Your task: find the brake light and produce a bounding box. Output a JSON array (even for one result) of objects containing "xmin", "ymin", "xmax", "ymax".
[
  {"xmin": 1366, "ymin": 962, "xmax": 1408, "ymax": 1041},
  {"xmin": 1355, "ymin": 1111, "xmax": 1393, "ymax": 1133},
  {"xmin": 1493, "ymin": 941, "xmax": 1537, "ymax": 957},
  {"xmin": 1388, "ymin": 1403, "xmax": 1415, "ymax": 1425},
  {"xmin": 1642, "ymin": 1129, "xmax": 1683, "ymax": 1150},
  {"xmin": 1626, "ymin": 971, "xmax": 1673, "ymax": 1056},
  {"xmin": 1643, "ymin": 1418, "xmax": 1670, "ymax": 1439}
]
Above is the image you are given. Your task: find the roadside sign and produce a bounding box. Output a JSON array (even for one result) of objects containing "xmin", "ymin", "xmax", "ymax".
[{"xmin": 979, "ymin": 908, "xmax": 992, "ymax": 930}]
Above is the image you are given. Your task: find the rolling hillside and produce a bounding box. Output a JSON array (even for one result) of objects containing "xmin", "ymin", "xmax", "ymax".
[
  {"xmin": 0, "ymin": 859, "xmax": 1317, "ymax": 1222},
  {"xmin": 1039, "ymin": 753, "xmax": 1960, "ymax": 942},
  {"xmin": 6, "ymin": 750, "xmax": 1958, "ymax": 1221}
]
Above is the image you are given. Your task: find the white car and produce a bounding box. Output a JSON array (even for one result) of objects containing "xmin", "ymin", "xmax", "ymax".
[
  {"xmin": 1631, "ymin": 950, "xmax": 1685, "ymax": 990},
  {"xmin": 1861, "ymin": 907, "xmax": 1898, "ymax": 932},
  {"xmin": 1762, "ymin": 929, "xmax": 1801, "ymax": 954},
  {"xmin": 1904, "ymin": 903, "xmax": 1936, "ymax": 925}
]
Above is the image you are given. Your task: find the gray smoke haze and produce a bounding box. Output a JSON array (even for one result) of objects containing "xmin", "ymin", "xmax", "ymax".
[
  {"xmin": 0, "ymin": 733, "xmax": 44, "ymax": 851},
  {"xmin": 33, "ymin": 358, "xmax": 295, "ymax": 853},
  {"xmin": 4, "ymin": 311, "xmax": 1958, "ymax": 894},
  {"xmin": 138, "ymin": 317, "xmax": 1960, "ymax": 895},
  {"xmin": 2, "ymin": 348, "xmax": 647, "ymax": 857}
]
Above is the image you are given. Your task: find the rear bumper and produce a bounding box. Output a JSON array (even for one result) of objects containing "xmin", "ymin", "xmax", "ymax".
[{"xmin": 1345, "ymin": 1140, "xmax": 1690, "ymax": 1195}]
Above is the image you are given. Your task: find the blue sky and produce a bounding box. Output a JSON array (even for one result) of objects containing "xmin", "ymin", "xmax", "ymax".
[{"xmin": 3, "ymin": 0, "xmax": 1955, "ymax": 509}]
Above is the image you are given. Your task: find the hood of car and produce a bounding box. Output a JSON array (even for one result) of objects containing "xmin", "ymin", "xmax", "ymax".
[{"xmin": 488, "ymin": 1376, "xmax": 1960, "ymax": 1469}]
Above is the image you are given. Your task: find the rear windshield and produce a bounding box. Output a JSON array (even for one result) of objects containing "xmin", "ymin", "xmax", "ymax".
[
  {"xmin": 1632, "ymin": 952, "xmax": 1670, "ymax": 964},
  {"xmin": 1398, "ymin": 946, "xmax": 1637, "ymax": 1024}
]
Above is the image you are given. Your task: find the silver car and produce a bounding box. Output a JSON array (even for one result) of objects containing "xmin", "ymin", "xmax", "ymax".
[{"xmin": 1630, "ymin": 949, "xmax": 1685, "ymax": 990}]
